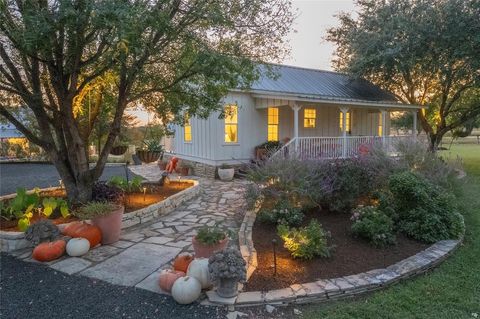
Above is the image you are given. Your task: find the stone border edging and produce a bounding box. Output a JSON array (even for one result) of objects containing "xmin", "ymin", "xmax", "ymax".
[
  {"xmin": 227, "ymin": 208, "xmax": 462, "ymax": 307},
  {"xmin": 0, "ymin": 180, "xmax": 200, "ymax": 252}
]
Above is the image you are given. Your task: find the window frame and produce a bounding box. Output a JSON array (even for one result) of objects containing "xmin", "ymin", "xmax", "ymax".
[
  {"xmin": 224, "ymin": 104, "xmax": 238, "ymax": 143},
  {"xmin": 378, "ymin": 112, "xmax": 383, "ymax": 137},
  {"xmin": 303, "ymin": 108, "xmax": 316, "ymax": 128},
  {"xmin": 339, "ymin": 111, "xmax": 351, "ymax": 133},
  {"xmin": 267, "ymin": 107, "xmax": 279, "ymax": 141},
  {"xmin": 184, "ymin": 113, "xmax": 192, "ymax": 142}
]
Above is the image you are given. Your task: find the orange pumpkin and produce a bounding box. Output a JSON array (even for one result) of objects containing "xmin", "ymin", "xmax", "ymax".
[
  {"xmin": 62, "ymin": 222, "xmax": 102, "ymax": 247},
  {"xmin": 158, "ymin": 269, "xmax": 185, "ymax": 292},
  {"xmin": 173, "ymin": 253, "xmax": 194, "ymax": 273},
  {"xmin": 32, "ymin": 240, "xmax": 66, "ymax": 262}
]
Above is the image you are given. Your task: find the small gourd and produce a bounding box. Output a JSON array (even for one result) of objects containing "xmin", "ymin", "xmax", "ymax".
[
  {"xmin": 32, "ymin": 240, "xmax": 66, "ymax": 262},
  {"xmin": 173, "ymin": 253, "xmax": 193, "ymax": 273},
  {"xmin": 171, "ymin": 276, "xmax": 202, "ymax": 304},
  {"xmin": 186, "ymin": 258, "xmax": 211, "ymax": 289},
  {"xmin": 158, "ymin": 269, "xmax": 185, "ymax": 292},
  {"xmin": 66, "ymin": 238, "xmax": 90, "ymax": 257}
]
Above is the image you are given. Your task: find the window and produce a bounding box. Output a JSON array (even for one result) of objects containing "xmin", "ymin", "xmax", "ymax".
[
  {"xmin": 184, "ymin": 113, "xmax": 192, "ymax": 142},
  {"xmin": 378, "ymin": 113, "xmax": 383, "ymax": 137},
  {"xmin": 304, "ymin": 108, "xmax": 316, "ymax": 128},
  {"xmin": 224, "ymin": 105, "xmax": 238, "ymax": 143},
  {"xmin": 267, "ymin": 107, "xmax": 279, "ymax": 141},
  {"xmin": 339, "ymin": 111, "xmax": 351, "ymax": 132}
]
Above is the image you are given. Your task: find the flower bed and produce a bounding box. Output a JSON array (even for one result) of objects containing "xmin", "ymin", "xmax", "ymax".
[{"xmin": 0, "ymin": 180, "xmax": 199, "ymax": 252}]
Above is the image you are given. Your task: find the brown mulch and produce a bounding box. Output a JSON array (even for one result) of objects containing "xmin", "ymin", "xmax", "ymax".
[
  {"xmin": 245, "ymin": 210, "xmax": 429, "ymax": 292},
  {"xmin": 1, "ymin": 181, "xmax": 193, "ymax": 231}
]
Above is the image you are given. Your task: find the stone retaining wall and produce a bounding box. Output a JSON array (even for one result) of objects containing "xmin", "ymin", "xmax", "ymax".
[
  {"xmin": 0, "ymin": 180, "xmax": 199, "ymax": 252},
  {"xmin": 210, "ymin": 208, "xmax": 462, "ymax": 307}
]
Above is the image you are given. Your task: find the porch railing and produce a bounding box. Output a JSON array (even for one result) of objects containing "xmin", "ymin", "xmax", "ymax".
[{"xmin": 270, "ymin": 135, "xmax": 413, "ymax": 160}]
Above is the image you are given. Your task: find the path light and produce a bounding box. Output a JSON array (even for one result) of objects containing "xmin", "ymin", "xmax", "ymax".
[
  {"xmin": 58, "ymin": 179, "xmax": 64, "ymax": 189},
  {"xmin": 124, "ymin": 161, "xmax": 130, "ymax": 184},
  {"xmin": 143, "ymin": 187, "xmax": 147, "ymax": 202},
  {"xmin": 272, "ymin": 239, "xmax": 277, "ymax": 276}
]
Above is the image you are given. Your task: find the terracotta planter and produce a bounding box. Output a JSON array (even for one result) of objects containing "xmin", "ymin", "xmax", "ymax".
[
  {"xmin": 91, "ymin": 205, "xmax": 124, "ymax": 245},
  {"xmin": 192, "ymin": 236, "xmax": 228, "ymax": 258},
  {"xmin": 136, "ymin": 150, "xmax": 162, "ymax": 163},
  {"xmin": 110, "ymin": 146, "xmax": 128, "ymax": 156},
  {"xmin": 216, "ymin": 277, "xmax": 239, "ymax": 298},
  {"xmin": 217, "ymin": 168, "xmax": 234, "ymax": 181}
]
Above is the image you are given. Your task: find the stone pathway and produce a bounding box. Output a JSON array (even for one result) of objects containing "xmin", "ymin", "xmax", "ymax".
[{"xmin": 12, "ymin": 164, "xmax": 249, "ymax": 296}]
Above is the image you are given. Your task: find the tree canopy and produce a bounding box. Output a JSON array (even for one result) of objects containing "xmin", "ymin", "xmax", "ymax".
[
  {"xmin": 0, "ymin": 0, "xmax": 294, "ymax": 202},
  {"xmin": 327, "ymin": 0, "xmax": 480, "ymax": 149}
]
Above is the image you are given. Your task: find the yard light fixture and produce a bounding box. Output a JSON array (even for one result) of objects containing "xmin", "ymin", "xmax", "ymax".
[
  {"xmin": 143, "ymin": 187, "xmax": 147, "ymax": 202},
  {"xmin": 272, "ymin": 239, "xmax": 278, "ymax": 276}
]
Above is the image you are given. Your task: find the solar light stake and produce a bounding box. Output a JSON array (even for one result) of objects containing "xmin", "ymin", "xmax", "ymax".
[
  {"xmin": 143, "ymin": 187, "xmax": 147, "ymax": 202},
  {"xmin": 272, "ymin": 239, "xmax": 277, "ymax": 276}
]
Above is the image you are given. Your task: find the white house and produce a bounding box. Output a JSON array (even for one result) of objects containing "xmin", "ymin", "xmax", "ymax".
[{"xmin": 165, "ymin": 64, "xmax": 420, "ymax": 178}]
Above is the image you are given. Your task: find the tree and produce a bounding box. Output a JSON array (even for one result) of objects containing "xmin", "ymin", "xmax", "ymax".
[
  {"xmin": 326, "ymin": 0, "xmax": 480, "ymax": 150},
  {"xmin": 0, "ymin": 0, "xmax": 293, "ymax": 203}
]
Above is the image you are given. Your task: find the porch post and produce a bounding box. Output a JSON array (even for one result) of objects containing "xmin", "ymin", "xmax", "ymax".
[
  {"xmin": 412, "ymin": 110, "xmax": 418, "ymax": 141},
  {"xmin": 291, "ymin": 103, "xmax": 301, "ymax": 152},
  {"xmin": 340, "ymin": 107, "xmax": 349, "ymax": 158},
  {"xmin": 381, "ymin": 109, "xmax": 387, "ymax": 145}
]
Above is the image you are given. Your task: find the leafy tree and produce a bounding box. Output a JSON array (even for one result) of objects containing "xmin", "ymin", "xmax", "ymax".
[
  {"xmin": 327, "ymin": 0, "xmax": 480, "ymax": 150},
  {"xmin": 0, "ymin": 0, "xmax": 293, "ymax": 203}
]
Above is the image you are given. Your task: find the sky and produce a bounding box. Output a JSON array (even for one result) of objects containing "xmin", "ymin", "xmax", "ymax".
[{"xmin": 129, "ymin": 0, "xmax": 357, "ymax": 125}]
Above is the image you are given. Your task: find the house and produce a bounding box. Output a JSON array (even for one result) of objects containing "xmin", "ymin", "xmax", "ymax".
[{"xmin": 164, "ymin": 64, "xmax": 421, "ymax": 178}]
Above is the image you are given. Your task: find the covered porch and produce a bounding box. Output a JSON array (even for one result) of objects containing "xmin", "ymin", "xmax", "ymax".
[{"xmin": 253, "ymin": 95, "xmax": 420, "ymax": 159}]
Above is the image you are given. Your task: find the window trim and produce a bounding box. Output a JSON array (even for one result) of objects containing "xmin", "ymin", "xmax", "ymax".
[
  {"xmin": 184, "ymin": 113, "xmax": 192, "ymax": 142},
  {"xmin": 303, "ymin": 108, "xmax": 316, "ymax": 128},
  {"xmin": 378, "ymin": 112, "xmax": 383, "ymax": 137},
  {"xmin": 224, "ymin": 104, "xmax": 238, "ymax": 143},
  {"xmin": 267, "ymin": 107, "xmax": 279, "ymax": 141},
  {"xmin": 339, "ymin": 111, "xmax": 351, "ymax": 133}
]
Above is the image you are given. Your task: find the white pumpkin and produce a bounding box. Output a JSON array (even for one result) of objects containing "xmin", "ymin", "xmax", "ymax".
[
  {"xmin": 171, "ymin": 276, "xmax": 202, "ymax": 304},
  {"xmin": 187, "ymin": 258, "xmax": 211, "ymax": 289},
  {"xmin": 66, "ymin": 238, "xmax": 90, "ymax": 257}
]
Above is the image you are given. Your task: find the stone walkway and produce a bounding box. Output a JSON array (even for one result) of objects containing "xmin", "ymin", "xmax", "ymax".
[{"xmin": 12, "ymin": 164, "xmax": 249, "ymax": 296}]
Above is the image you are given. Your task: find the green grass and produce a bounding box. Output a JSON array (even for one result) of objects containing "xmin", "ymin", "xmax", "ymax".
[{"xmin": 301, "ymin": 144, "xmax": 480, "ymax": 319}]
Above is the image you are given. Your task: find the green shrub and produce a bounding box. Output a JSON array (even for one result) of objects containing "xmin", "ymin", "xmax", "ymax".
[
  {"xmin": 257, "ymin": 199, "xmax": 304, "ymax": 226},
  {"xmin": 277, "ymin": 220, "xmax": 332, "ymax": 260},
  {"xmin": 351, "ymin": 206, "xmax": 396, "ymax": 247},
  {"xmin": 388, "ymin": 171, "xmax": 465, "ymax": 243}
]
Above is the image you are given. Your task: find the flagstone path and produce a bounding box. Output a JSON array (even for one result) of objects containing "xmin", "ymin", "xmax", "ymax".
[{"xmin": 11, "ymin": 163, "xmax": 250, "ymax": 296}]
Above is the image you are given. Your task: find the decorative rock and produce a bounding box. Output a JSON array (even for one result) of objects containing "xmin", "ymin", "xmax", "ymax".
[
  {"xmin": 66, "ymin": 238, "xmax": 90, "ymax": 257},
  {"xmin": 265, "ymin": 305, "xmax": 276, "ymax": 313},
  {"xmin": 25, "ymin": 220, "xmax": 60, "ymax": 246},
  {"xmin": 293, "ymin": 309, "xmax": 302, "ymax": 315}
]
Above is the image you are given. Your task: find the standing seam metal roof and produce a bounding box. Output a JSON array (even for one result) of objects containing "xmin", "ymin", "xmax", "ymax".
[{"xmin": 248, "ymin": 64, "xmax": 399, "ymax": 103}]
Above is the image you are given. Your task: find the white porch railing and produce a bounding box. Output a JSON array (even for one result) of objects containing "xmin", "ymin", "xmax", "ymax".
[{"xmin": 270, "ymin": 135, "xmax": 413, "ymax": 160}]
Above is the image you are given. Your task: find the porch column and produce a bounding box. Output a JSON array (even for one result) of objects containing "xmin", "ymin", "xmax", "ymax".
[
  {"xmin": 291, "ymin": 103, "xmax": 301, "ymax": 151},
  {"xmin": 340, "ymin": 107, "xmax": 349, "ymax": 158},
  {"xmin": 381, "ymin": 109, "xmax": 387, "ymax": 146},
  {"xmin": 412, "ymin": 110, "xmax": 418, "ymax": 141}
]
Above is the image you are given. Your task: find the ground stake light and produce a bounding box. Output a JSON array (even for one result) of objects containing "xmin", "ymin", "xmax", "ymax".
[{"xmin": 272, "ymin": 238, "xmax": 278, "ymax": 276}]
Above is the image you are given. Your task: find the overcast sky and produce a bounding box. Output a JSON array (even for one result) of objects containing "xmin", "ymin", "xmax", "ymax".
[{"xmin": 131, "ymin": 0, "xmax": 357, "ymax": 124}]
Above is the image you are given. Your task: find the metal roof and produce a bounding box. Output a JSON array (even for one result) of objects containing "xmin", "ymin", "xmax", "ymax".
[
  {"xmin": 247, "ymin": 64, "xmax": 401, "ymax": 104},
  {"xmin": 0, "ymin": 124, "xmax": 24, "ymax": 139}
]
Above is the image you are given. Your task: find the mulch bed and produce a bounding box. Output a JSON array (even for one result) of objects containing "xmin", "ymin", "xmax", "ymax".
[{"xmin": 245, "ymin": 209, "xmax": 429, "ymax": 292}]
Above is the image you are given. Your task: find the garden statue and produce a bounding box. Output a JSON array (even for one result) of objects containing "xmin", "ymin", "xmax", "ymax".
[
  {"xmin": 25, "ymin": 220, "xmax": 61, "ymax": 246},
  {"xmin": 208, "ymin": 247, "xmax": 246, "ymax": 298}
]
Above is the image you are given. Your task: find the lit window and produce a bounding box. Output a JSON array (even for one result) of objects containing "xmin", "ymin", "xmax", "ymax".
[
  {"xmin": 224, "ymin": 105, "xmax": 238, "ymax": 143},
  {"xmin": 339, "ymin": 111, "xmax": 351, "ymax": 132},
  {"xmin": 184, "ymin": 113, "xmax": 192, "ymax": 142},
  {"xmin": 378, "ymin": 113, "xmax": 383, "ymax": 137},
  {"xmin": 304, "ymin": 108, "xmax": 316, "ymax": 128},
  {"xmin": 267, "ymin": 107, "xmax": 279, "ymax": 141}
]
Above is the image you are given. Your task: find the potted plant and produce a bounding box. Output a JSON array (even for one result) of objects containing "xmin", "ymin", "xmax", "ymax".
[
  {"xmin": 192, "ymin": 224, "xmax": 230, "ymax": 258},
  {"xmin": 77, "ymin": 202, "xmax": 124, "ymax": 244},
  {"xmin": 176, "ymin": 161, "xmax": 191, "ymax": 176},
  {"xmin": 208, "ymin": 248, "xmax": 246, "ymax": 298},
  {"xmin": 217, "ymin": 164, "xmax": 234, "ymax": 181},
  {"xmin": 110, "ymin": 142, "xmax": 129, "ymax": 156},
  {"xmin": 136, "ymin": 140, "xmax": 164, "ymax": 163}
]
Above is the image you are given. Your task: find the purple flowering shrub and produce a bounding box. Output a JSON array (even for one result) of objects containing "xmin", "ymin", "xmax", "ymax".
[{"xmin": 351, "ymin": 205, "xmax": 396, "ymax": 247}]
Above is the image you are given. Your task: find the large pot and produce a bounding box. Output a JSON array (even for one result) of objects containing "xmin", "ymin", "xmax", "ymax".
[
  {"xmin": 217, "ymin": 168, "xmax": 234, "ymax": 181},
  {"xmin": 216, "ymin": 277, "xmax": 239, "ymax": 298},
  {"xmin": 136, "ymin": 150, "xmax": 162, "ymax": 163},
  {"xmin": 91, "ymin": 205, "xmax": 124, "ymax": 244},
  {"xmin": 192, "ymin": 236, "xmax": 228, "ymax": 258},
  {"xmin": 110, "ymin": 145, "xmax": 128, "ymax": 156}
]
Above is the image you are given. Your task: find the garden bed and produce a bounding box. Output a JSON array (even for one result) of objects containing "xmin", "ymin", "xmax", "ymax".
[{"xmin": 245, "ymin": 209, "xmax": 429, "ymax": 292}]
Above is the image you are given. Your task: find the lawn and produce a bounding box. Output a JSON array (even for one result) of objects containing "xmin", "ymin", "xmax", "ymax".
[{"xmin": 301, "ymin": 143, "xmax": 480, "ymax": 319}]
